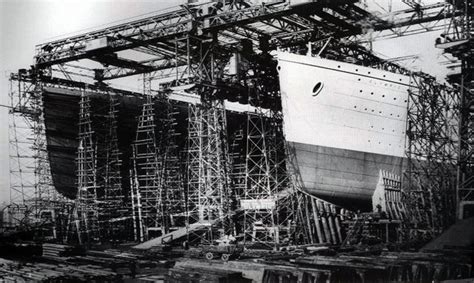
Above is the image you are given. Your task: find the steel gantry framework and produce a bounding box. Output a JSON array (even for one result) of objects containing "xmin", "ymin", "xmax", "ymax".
[
  {"xmin": 7, "ymin": 71, "xmax": 71, "ymax": 239},
  {"xmin": 97, "ymin": 93, "xmax": 128, "ymax": 241},
  {"xmin": 130, "ymin": 76, "xmax": 186, "ymax": 241},
  {"xmin": 243, "ymin": 109, "xmax": 281, "ymax": 246},
  {"xmin": 72, "ymin": 90, "xmax": 100, "ymax": 244},
  {"xmin": 130, "ymin": 82, "xmax": 163, "ymax": 240},
  {"xmin": 405, "ymin": 75, "xmax": 459, "ymax": 235},
  {"xmin": 186, "ymin": 93, "xmax": 233, "ymax": 244},
  {"xmin": 31, "ymin": 1, "xmax": 460, "ymax": 84},
  {"xmin": 5, "ymin": 0, "xmax": 467, "ymax": 247},
  {"xmin": 436, "ymin": 0, "xmax": 473, "ymax": 219},
  {"xmin": 8, "ymin": 75, "xmax": 40, "ymax": 228}
]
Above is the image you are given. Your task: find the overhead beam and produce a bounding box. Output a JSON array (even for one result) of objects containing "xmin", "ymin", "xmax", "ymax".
[
  {"xmin": 35, "ymin": 10, "xmax": 193, "ymax": 67},
  {"xmin": 92, "ymin": 53, "xmax": 155, "ymax": 72},
  {"xmin": 32, "ymin": 0, "xmax": 462, "ymax": 82},
  {"xmin": 101, "ymin": 58, "xmax": 186, "ymax": 80}
]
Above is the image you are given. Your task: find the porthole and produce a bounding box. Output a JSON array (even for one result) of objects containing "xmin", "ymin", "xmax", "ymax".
[
  {"xmin": 312, "ymin": 82, "xmax": 324, "ymax": 96},
  {"xmin": 277, "ymin": 65, "xmax": 281, "ymax": 72}
]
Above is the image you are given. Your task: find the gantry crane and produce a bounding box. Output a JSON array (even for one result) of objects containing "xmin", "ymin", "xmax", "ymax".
[{"xmin": 7, "ymin": 0, "xmax": 467, "ymax": 244}]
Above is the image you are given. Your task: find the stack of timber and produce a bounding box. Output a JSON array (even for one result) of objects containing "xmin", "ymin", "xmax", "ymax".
[
  {"xmin": 167, "ymin": 265, "xmax": 251, "ymax": 283},
  {"xmin": 1, "ymin": 246, "xmax": 176, "ymax": 281},
  {"xmin": 42, "ymin": 243, "xmax": 74, "ymax": 258},
  {"xmin": 0, "ymin": 257, "xmax": 119, "ymax": 282},
  {"xmin": 262, "ymin": 251, "xmax": 473, "ymax": 283},
  {"xmin": 41, "ymin": 244, "xmax": 143, "ymax": 268},
  {"xmin": 68, "ymin": 249, "xmax": 170, "ymax": 276}
]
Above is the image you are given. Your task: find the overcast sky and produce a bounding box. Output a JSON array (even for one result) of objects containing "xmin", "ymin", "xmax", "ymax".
[{"xmin": 0, "ymin": 0, "xmax": 449, "ymax": 205}]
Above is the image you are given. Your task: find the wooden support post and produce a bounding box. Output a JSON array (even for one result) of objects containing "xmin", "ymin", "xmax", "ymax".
[
  {"xmin": 297, "ymin": 271, "xmax": 304, "ymax": 283},
  {"xmin": 356, "ymin": 270, "xmax": 366, "ymax": 283},
  {"xmin": 318, "ymin": 201, "xmax": 331, "ymax": 244},
  {"xmin": 326, "ymin": 271, "xmax": 332, "ymax": 283},
  {"xmin": 325, "ymin": 203, "xmax": 337, "ymax": 244},
  {"xmin": 391, "ymin": 195, "xmax": 401, "ymax": 220},
  {"xmin": 332, "ymin": 205, "xmax": 343, "ymax": 243},
  {"xmin": 298, "ymin": 200, "xmax": 311, "ymax": 243},
  {"xmin": 311, "ymin": 198, "xmax": 324, "ymax": 244},
  {"xmin": 304, "ymin": 195, "xmax": 315, "ymax": 244}
]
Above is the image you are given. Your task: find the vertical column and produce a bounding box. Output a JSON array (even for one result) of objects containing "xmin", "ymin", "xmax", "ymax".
[
  {"xmin": 74, "ymin": 89, "xmax": 99, "ymax": 244},
  {"xmin": 99, "ymin": 93, "xmax": 125, "ymax": 241},
  {"xmin": 131, "ymin": 91, "xmax": 162, "ymax": 239},
  {"xmin": 456, "ymin": 1, "xmax": 474, "ymax": 218},
  {"xmin": 186, "ymin": 89, "xmax": 232, "ymax": 244}
]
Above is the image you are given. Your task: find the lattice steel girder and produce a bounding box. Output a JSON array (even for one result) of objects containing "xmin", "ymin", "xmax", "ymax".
[
  {"xmin": 8, "ymin": 78, "xmax": 38, "ymax": 207},
  {"xmin": 457, "ymin": 56, "xmax": 474, "ymax": 216},
  {"xmin": 203, "ymin": 0, "xmax": 360, "ymax": 32},
  {"xmin": 203, "ymin": 2, "xmax": 303, "ymax": 31},
  {"xmin": 97, "ymin": 93, "xmax": 126, "ymax": 239},
  {"xmin": 373, "ymin": 2, "xmax": 459, "ymax": 30},
  {"xmin": 30, "ymin": 0, "xmax": 464, "ymax": 84},
  {"xmin": 74, "ymin": 90, "xmax": 100, "ymax": 243},
  {"xmin": 438, "ymin": 0, "xmax": 473, "ymax": 218},
  {"xmin": 101, "ymin": 57, "xmax": 184, "ymax": 80},
  {"xmin": 11, "ymin": 72, "xmax": 142, "ymax": 99},
  {"xmin": 33, "ymin": 1, "xmax": 367, "ymax": 68},
  {"xmin": 35, "ymin": 13, "xmax": 193, "ymax": 67},
  {"xmin": 131, "ymin": 96, "xmax": 164, "ymax": 232},
  {"xmin": 350, "ymin": 2, "xmax": 464, "ymax": 44},
  {"xmin": 404, "ymin": 74, "xmax": 460, "ymax": 231}
]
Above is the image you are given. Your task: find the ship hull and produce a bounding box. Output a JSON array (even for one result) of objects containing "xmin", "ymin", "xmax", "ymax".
[
  {"xmin": 277, "ymin": 52, "xmax": 412, "ymax": 208},
  {"xmin": 289, "ymin": 141, "xmax": 405, "ymax": 209}
]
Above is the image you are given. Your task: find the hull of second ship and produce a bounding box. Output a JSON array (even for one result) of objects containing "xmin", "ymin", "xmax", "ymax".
[{"xmin": 277, "ymin": 52, "xmax": 412, "ymax": 209}]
